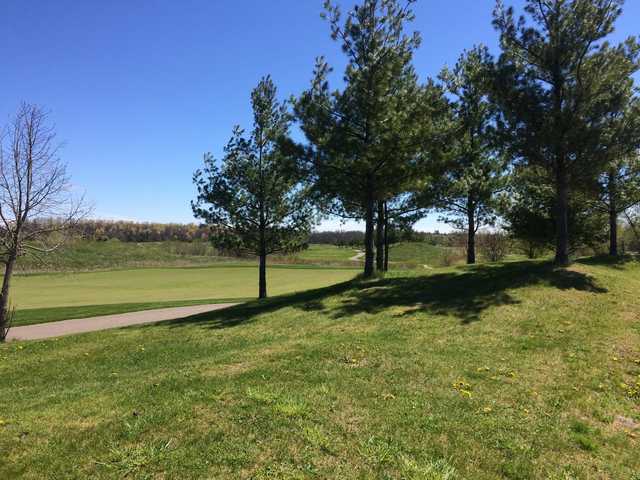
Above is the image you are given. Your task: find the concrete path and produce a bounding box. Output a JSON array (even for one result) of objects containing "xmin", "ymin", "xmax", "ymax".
[{"xmin": 7, "ymin": 303, "xmax": 238, "ymax": 341}]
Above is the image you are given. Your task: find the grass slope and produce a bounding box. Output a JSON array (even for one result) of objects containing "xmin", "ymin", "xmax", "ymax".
[
  {"xmin": 388, "ymin": 242, "xmax": 457, "ymax": 267},
  {"xmin": 15, "ymin": 240, "xmax": 231, "ymax": 272},
  {"xmin": 1, "ymin": 259, "xmax": 639, "ymax": 478},
  {"xmin": 289, "ymin": 244, "xmax": 360, "ymax": 263},
  {"xmin": 15, "ymin": 240, "xmax": 361, "ymax": 273}
]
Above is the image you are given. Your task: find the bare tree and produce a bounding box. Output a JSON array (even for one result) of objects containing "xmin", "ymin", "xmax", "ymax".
[{"xmin": 0, "ymin": 103, "xmax": 88, "ymax": 340}]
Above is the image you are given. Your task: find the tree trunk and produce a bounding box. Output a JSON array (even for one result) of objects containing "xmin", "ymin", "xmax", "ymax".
[
  {"xmin": 608, "ymin": 169, "xmax": 618, "ymax": 257},
  {"xmin": 258, "ymin": 216, "xmax": 267, "ymax": 299},
  {"xmin": 258, "ymin": 252, "xmax": 267, "ymax": 299},
  {"xmin": 363, "ymin": 192, "xmax": 376, "ymax": 278},
  {"xmin": 383, "ymin": 202, "xmax": 389, "ymax": 272},
  {"xmin": 0, "ymin": 254, "xmax": 16, "ymax": 339},
  {"xmin": 554, "ymin": 165, "xmax": 570, "ymax": 266},
  {"xmin": 467, "ymin": 195, "xmax": 476, "ymax": 265},
  {"xmin": 375, "ymin": 201, "xmax": 385, "ymax": 271}
]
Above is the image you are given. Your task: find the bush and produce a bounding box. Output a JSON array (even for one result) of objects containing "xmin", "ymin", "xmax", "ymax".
[
  {"xmin": 479, "ymin": 232, "xmax": 510, "ymax": 262},
  {"xmin": 438, "ymin": 248, "xmax": 465, "ymax": 267}
]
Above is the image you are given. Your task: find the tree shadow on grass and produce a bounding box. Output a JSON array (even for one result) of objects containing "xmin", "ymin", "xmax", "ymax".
[
  {"xmin": 162, "ymin": 260, "xmax": 607, "ymax": 330},
  {"xmin": 161, "ymin": 280, "xmax": 356, "ymax": 331},
  {"xmin": 331, "ymin": 261, "xmax": 607, "ymax": 324},
  {"xmin": 576, "ymin": 254, "xmax": 639, "ymax": 270}
]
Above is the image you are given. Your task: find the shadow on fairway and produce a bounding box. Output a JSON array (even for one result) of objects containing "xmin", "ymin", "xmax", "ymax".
[{"xmin": 165, "ymin": 260, "xmax": 607, "ymax": 329}]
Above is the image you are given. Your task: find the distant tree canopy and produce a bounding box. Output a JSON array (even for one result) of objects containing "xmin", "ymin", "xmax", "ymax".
[{"xmin": 72, "ymin": 220, "xmax": 210, "ymax": 243}]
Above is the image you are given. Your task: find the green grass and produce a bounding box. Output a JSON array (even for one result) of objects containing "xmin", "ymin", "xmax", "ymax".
[
  {"xmin": 14, "ymin": 238, "xmax": 461, "ymax": 273},
  {"xmin": 10, "ymin": 265, "xmax": 357, "ymax": 324},
  {"xmin": 388, "ymin": 241, "xmax": 459, "ymax": 267},
  {"xmin": 289, "ymin": 244, "xmax": 360, "ymax": 263},
  {"xmin": 15, "ymin": 240, "xmax": 364, "ymax": 273},
  {"xmin": 2, "ymin": 258, "xmax": 639, "ymax": 478}
]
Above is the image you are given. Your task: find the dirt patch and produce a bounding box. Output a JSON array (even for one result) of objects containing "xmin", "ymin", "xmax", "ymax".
[{"xmin": 613, "ymin": 415, "xmax": 639, "ymax": 431}]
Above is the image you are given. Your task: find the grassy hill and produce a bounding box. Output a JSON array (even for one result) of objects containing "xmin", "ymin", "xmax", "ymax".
[
  {"xmin": 14, "ymin": 240, "xmax": 362, "ymax": 273},
  {"xmin": 1, "ymin": 258, "xmax": 639, "ymax": 478},
  {"xmin": 388, "ymin": 242, "xmax": 461, "ymax": 267},
  {"xmin": 14, "ymin": 239, "xmax": 455, "ymax": 273},
  {"xmin": 15, "ymin": 239, "xmax": 229, "ymax": 272}
]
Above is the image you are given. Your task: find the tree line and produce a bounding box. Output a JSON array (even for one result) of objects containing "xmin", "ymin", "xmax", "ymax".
[
  {"xmin": 74, "ymin": 220, "xmax": 210, "ymax": 243},
  {"xmin": 193, "ymin": 0, "xmax": 640, "ymax": 298}
]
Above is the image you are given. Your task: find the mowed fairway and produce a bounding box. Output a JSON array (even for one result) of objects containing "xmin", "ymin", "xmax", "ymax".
[{"xmin": 11, "ymin": 265, "xmax": 357, "ymax": 310}]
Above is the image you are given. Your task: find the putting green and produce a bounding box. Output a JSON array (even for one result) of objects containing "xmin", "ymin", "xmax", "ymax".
[{"xmin": 12, "ymin": 265, "xmax": 357, "ymax": 310}]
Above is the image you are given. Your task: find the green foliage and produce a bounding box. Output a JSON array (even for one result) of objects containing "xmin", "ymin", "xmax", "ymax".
[
  {"xmin": 623, "ymin": 206, "xmax": 640, "ymax": 251},
  {"xmin": 193, "ymin": 77, "xmax": 315, "ymax": 258},
  {"xmin": 430, "ymin": 46, "xmax": 506, "ymax": 235},
  {"xmin": 296, "ymin": 0, "xmax": 447, "ymax": 276},
  {"xmin": 492, "ymin": 0, "xmax": 640, "ymax": 264},
  {"xmin": 596, "ymin": 155, "xmax": 640, "ymax": 217},
  {"xmin": 502, "ymin": 166, "xmax": 609, "ymax": 254},
  {"xmin": 72, "ymin": 220, "xmax": 209, "ymax": 242}
]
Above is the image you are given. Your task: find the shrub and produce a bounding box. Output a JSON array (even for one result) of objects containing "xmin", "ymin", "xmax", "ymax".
[
  {"xmin": 439, "ymin": 248, "xmax": 464, "ymax": 267},
  {"xmin": 479, "ymin": 232, "xmax": 510, "ymax": 262}
]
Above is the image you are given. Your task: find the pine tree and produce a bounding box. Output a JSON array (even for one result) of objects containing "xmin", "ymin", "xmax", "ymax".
[
  {"xmin": 430, "ymin": 45, "xmax": 507, "ymax": 264},
  {"xmin": 593, "ymin": 98, "xmax": 640, "ymax": 256},
  {"xmin": 492, "ymin": 0, "xmax": 640, "ymax": 265},
  {"xmin": 192, "ymin": 76, "xmax": 315, "ymax": 299},
  {"xmin": 502, "ymin": 164, "xmax": 609, "ymax": 255},
  {"xmin": 295, "ymin": 0, "xmax": 437, "ymax": 278}
]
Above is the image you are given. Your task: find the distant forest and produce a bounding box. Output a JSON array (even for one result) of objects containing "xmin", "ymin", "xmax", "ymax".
[{"xmin": 60, "ymin": 220, "xmax": 452, "ymax": 246}]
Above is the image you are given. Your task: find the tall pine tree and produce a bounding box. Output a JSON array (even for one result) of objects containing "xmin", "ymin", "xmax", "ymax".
[
  {"xmin": 430, "ymin": 45, "xmax": 506, "ymax": 264},
  {"xmin": 295, "ymin": 0, "xmax": 436, "ymax": 278},
  {"xmin": 492, "ymin": 0, "xmax": 640, "ymax": 265}
]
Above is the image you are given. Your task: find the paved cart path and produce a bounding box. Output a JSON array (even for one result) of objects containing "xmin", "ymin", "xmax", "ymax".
[{"xmin": 7, "ymin": 303, "xmax": 238, "ymax": 341}]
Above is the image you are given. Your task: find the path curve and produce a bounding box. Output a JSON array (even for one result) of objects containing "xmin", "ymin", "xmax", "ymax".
[
  {"xmin": 7, "ymin": 303, "xmax": 238, "ymax": 341},
  {"xmin": 350, "ymin": 251, "xmax": 365, "ymax": 261}
]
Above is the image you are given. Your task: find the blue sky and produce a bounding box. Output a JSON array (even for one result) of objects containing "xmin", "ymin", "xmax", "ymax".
[{"xmin": 1, "ymin": 0, "xmax": 638, "ymax": 231}]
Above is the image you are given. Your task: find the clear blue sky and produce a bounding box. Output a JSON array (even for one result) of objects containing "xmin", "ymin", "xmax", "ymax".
[{"xmin": 1, "ymin": 0, "xmax": 638, "ymax": 231}]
